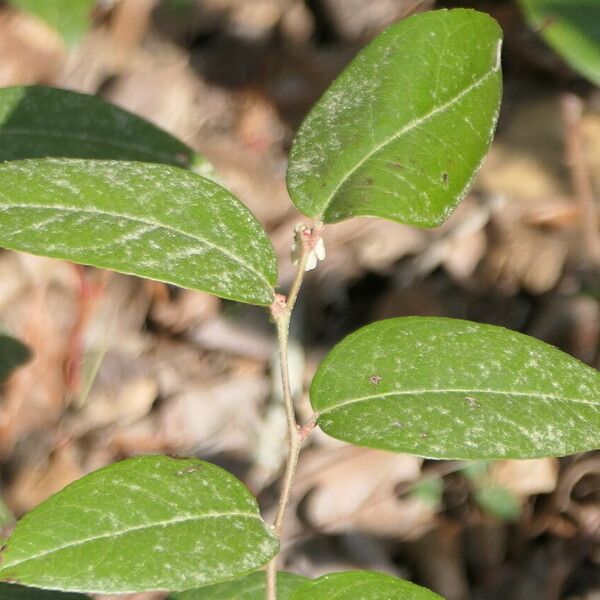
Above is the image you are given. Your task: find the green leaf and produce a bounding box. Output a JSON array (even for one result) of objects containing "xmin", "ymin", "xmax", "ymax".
[
  {"xmin": 0, "ymin": 159, "xmax": 277, "ymax": 305},
  {"xmin": 474, "ymin": 486, "xmax": 521, "ymax": 522},
  {"xmin": 290, "ymin": 571, "xmax": 442, "ymax": 599},
  {"xmin": 0, "ymin": 583, "xmax": 89, "ymax": 600},
  {"xmin": 311, "ymin": 317, "xmax": 600, "ymax": 460},
  {"xmin": 520, "ymin": 0, "xmax": 600, "ymax": 86},
  {"xmin": 287, "ymin": 9, "xmax": 502, "ymax": 227},
  {"xmin": 0, "ymin": 334, "xmax": 31, "ymax": 382},
  {"xmin": 0, "ymin": 456, "xmax": 279, "ymax": 593},
  {"xmin": 0, "ymin": 86, "xmax": 203, "ymax": 168},
  {"xmin": 7, "ymin": 0, "xmax": 94, "ymax": 46},
  {"xmin": 169, "ymin": 572, "xmax": 310, "ymax": 600}
]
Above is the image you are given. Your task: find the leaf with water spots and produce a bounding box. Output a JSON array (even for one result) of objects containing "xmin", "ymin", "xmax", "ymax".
[
  {"xmin": 169, "ymin": 572, "xmax": 309, "ymax": 600},
  {"xmin": 0, "ymin": 583, "xmax": 89, "ymax": 600},
  {"xmin": 0, "ymin": 159, "xmax": 277, "ymax": 305},
  {"xmin": 0, "ymin": 333, "xmax": 31, "ymax": 382},
  {"xmin": 311, "ymin": 317, "xmax": 600, "ymax": 459},
  {"xmin": 520, "ymin": 0, "xmax": 600, "ymax": 85},
  {"xmin": 0, "ymin": 456, "xmax": 279, "ymax": 594},
  {"xmin": 7, "ymin": 0, "xmax": 94, "ymax": 46},
  {"xmin": 0, "ymin": 86, "xmax": 205, "ymax": 169},
  {"xmin": 287, "ymin": 9, "xmax": 503, "ymax": 227},
  {"xmin": 290, "ymin": 571, "xmax": 442, "ymax": 600}
]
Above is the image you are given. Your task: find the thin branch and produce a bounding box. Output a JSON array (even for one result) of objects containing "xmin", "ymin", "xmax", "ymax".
[
  {"xmin": 271, "ymin": 314, "xmax": 302, "ymax": 537},
  {"xmin": 265, "ymin": 223, "xmax": 322, "ymax": 600}
]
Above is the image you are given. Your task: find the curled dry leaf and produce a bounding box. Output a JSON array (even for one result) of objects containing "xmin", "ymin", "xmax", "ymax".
[
  {"xmin": 485, "ymin": 216, "xmax": 569, "ymax": 294},
  {"xmin": 5, "ymin": 443, "xmax": 83, "ymax": 515},
  {"xmin": 292, "ymin": 446, "xmax": 434, "ymax": 540},
  {"xmin": 150, "ymin": 288, "xmax": 220, "ymax": 334},
  {"xmin": 553, "ymin": 455, "xmax": 600, "ymax": 535},
  {"xmin": 0, "ymin": 6, "xmax": 64, "ymax": 86},
  {"xmin": 0, "ymin": 256, "xmax": 79, "ymax": 458},
  {"xmin": 69, "ymin": 377, "xmax": 158, "ymax": 437},
  {"xmin": 159, "ymin": 374, "xmax": 269, "ymax": 455},
  {"xmin": 489, "ymin": 458, "xmax": 559, "ymax": 498},
  {"xmin": 316, "ymin": 0, "xmax": 434, "ymax": 41},
  {"xmin": 103, "ymin": 59, "xmax": 203, "ymax": 147}
]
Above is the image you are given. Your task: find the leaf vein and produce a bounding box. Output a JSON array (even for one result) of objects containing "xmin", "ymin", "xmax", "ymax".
[
  {"xmin": 317, "ymin": 387, "xmax": 599, "ymax": 415},
  {"xmin": 3, "ymin": 511, "xmax": 263, "ymax": 569},
  {"xmin": 0, "ymin": 203, "xmax": 273, "ymax": 291},
  {"xmin": 318, "ymin": 56, "xmax": 501, "ymax": 218}
]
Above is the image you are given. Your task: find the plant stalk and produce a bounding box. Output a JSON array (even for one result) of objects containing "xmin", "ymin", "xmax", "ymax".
[{"xmin": 265, "ymin": 225, "xmax": 319, "ymax": 600}]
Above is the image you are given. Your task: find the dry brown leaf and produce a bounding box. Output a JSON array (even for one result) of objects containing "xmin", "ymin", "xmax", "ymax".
[
  {"xmin": 486, "ymin": 204, "xmax": 569, "ymax": 295},
  {"xmin": 318, "ymin": 0, "xmax": 433, "ymax": 41},
  {"xmin": 0, "ymin": 7, "xmax": 64, "ymax": 86},
  {"xmin": 70, "ymin": 377, "xmax": 158, "ymax": 437},
  {"xmin": 150, "ymin": 289, "xmax": 220, "ymax": 333},
  {"xmin": 103, "ymin": 58, "xmax": 203, "ymax": 145},
  {"xmin": 0, "ymin": 256, "xmax": 80, "ymax": 457},
  {"xmin": 291, "ymin": 446, "xmax": 433, "ymax": 540},
  {"xmin": 479, "ymin": 95, "xmax": 570, "ymax": 202},
  {"xmin": 279, "ymin": 1, "xmax": 316, "ymax": 44},
  {"xmin": 5, "ymin": 443, "xmax": 83, "ymax": 515},
  {"xmin": 159, "ymin": 374, "xmax": 268, "ymax": 454},
  {"xmin": 188, "ymin": 316, "xmax": 275, "ymax": 362},
  {"xmin": 408, "ymin": 522, "xmax": 469, "ymax": 600},
  {"xmin": 489, "ymin": 458, "xmax": 559, "ymax": 498}
]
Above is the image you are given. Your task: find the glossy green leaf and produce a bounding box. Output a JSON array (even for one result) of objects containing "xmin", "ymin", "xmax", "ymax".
[
  {"xmin": 520, "ymin": 0, "xmax": 600, "ymax": 85},
  {"xmin": 169, "ymin": 572, "xmax": 310, "ymax": 600},
  {"xmin": 0, "ymin": 86, "xmax": 203, "ymax": 168},
  {"xmin": 311, "ymin": 317, "xmax": 600, "ymax": 459},
  {"xmin": 0, "ymin": 456, "xmax": 279, "ymax": 593},
  {"xmin": 0, "ymin": 159, "xmax": 277, "ymax": 305},
  {"xmin": 287, "ymin": 9, "xmax": 502, "ymax": 227},
  {"xmin": 0, "ymin": 583, "xmax": 89, "ymax": 600},
  {"xmin": 0, "ymin": 334, "xmax": 31, "ymax": 382},
  {"xmin": 7, "ymin": 0, "xmax": 94, "ymax": 46},
  {"xmin": 290, "ymin": 571, "xmax": 442, "ymax": 600}
]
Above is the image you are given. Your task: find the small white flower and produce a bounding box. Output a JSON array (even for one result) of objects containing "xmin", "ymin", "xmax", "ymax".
[{"xmin": 291, "ymin": 224, "xmax": 326, "ymax": 271}]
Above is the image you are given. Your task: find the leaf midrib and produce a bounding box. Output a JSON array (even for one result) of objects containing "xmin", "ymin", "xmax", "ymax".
[
  {"xmin": 316, "ymin": 386, "xmax": 598, "ymax": 416},
  {"xmin": 1, "ymin": 511, "xmax": 264, "ymax": 570},
  {"xmin": 316, "ymin": 46, "xmax": 502, "ymax": 219},
  {"xmin": 0, "ymin": 202, "xmax": 273, "ymax": 292},
  {"xmin": 0, "ymin": 128, "xmax": 184, "ymax": 164}
]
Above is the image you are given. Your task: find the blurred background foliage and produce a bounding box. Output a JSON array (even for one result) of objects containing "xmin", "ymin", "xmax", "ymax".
[{"xmin": 0, "ymin": 1, "xmax": 598, "ymax": 599}]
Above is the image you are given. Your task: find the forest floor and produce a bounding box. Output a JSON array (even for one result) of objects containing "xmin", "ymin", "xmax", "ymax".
[{"xmin": 0, "ymin": 1, "xmax": 599, "ymax": 599}]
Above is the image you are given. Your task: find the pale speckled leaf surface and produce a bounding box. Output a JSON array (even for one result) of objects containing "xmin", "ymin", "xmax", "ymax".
[
  {"xmin": 311, "ymin": 317, "xmax": 600, "ymax": 459},
  {"xmin": 169, "ymin": 572, "xmax": 309, "ymax": 600},
  {"xmin": 290, "ymin": 571, "xmax": 443, "ymax": 600},
  {"xmin": 0, "ymin": 159, "xmax": 277, "ymax": 305},
  {"xmin": 0, "ymin": 456, "xmax": 279, "ymax": 593},
  {"xmin": 0, "ymin": 583, "xmax": 89, "ymax": 600},
  {"xmin": 0, "ymin": 86, "xmax": 203, "ymax": 168},
  {"xmin": 520, "ymin": 0, "xmax": 600, "ymax": 86},
  {"xmin": 287, "ymin": 9, "xmax": 502, "ymax": 227},
  {"xmin": 0, "ymin": 334, "xmax": 31, "ymax": 382},
  {"xmin": 7, "ymin": 0, "xmax": 94, "ymax": 45}
]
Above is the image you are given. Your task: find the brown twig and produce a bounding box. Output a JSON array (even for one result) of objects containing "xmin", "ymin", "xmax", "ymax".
[{"xmin": 265, "ymin": 223, "xmax": 322, "ymax": 600}]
